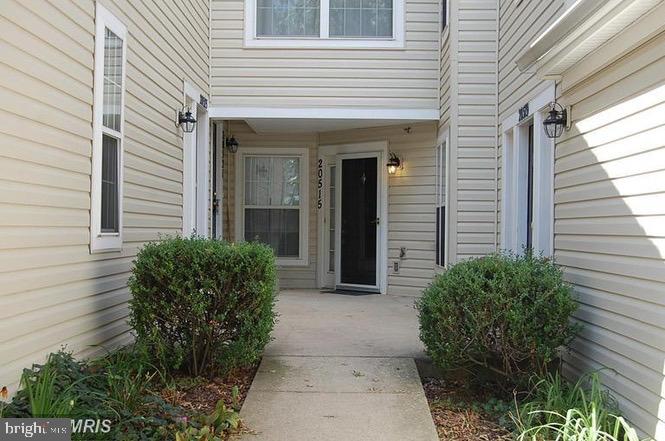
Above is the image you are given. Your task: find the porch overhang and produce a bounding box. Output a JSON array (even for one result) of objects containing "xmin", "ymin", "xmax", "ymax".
[
  {"xmin": 516, "ymin": 0, "xmax": 664, "ymax": 82},
  {"xmin": 207, "ymin": 106, "xmax": 438, "ymax": 134}
]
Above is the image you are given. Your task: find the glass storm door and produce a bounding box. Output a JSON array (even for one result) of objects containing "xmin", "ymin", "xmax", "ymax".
[{"xmin": 337, "ymin": 156, "xmax": 379, "ymax": 290}]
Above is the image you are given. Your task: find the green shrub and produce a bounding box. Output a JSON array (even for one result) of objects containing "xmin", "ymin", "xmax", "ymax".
[
  {"xmin": 417, "ymin": 252, "xmax": 579, "ymax": 386},
  {"xmin": 129, "ymin": 236, "xmax": 278, "ymax": 376},
  {"xmin": 512, "ymin": 372, "xmax": 649, "ymax": 441}
]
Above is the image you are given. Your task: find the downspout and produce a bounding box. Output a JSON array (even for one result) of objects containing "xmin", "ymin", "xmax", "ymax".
[{"xmin": 493, "ymin": 0, "xmax": 500, "ymax": 252}]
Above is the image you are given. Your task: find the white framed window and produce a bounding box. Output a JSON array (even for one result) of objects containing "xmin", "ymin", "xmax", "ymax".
[
  {"xmin": 235, "ymin": 148, "xmax": 309, "ymax": 266},
  {"xmin": 435, "ymin": 130, "xmax": 449, "ymax": 267},
  {"xmin": 245, "ymin": 0, "xmax": 405, "ymax": 48},
  {"xmin": 90, "ymin": 3, "xmax": 127, "ymax": 253}
]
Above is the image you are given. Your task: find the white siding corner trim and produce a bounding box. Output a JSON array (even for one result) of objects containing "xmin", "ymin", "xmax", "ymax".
[
  {"xmin": 243, "ymin": 0, "xmax": 406, "ymax": 49},
  {"xmin": 90, "ymin": 3, "xmax": 127, "ymax": 253}
]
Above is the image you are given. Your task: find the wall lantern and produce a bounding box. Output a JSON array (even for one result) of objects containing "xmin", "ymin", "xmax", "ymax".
[
  {"xmin": 387, "ymin": 152, "xmax": 402, "ymax": 174},
  {"xmin": 543, "ymin": 101, "xmax": 567, "ymax": 139},
  {"xmin": 225, "ymin": 136, "xmax": 239, "ymax": 153},
  {"xmin": 176, "ymin": 107, "xmax": 196, "ymax": 133}
]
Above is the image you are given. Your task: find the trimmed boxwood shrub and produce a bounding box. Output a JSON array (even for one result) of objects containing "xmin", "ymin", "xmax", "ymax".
[
  {"xmin": 417, "ymin": 252, "xmax": 579, "ymax": 386},
  {"xmin": 129, "ymin": 236, "xmax": 277, "ymax": 376}
]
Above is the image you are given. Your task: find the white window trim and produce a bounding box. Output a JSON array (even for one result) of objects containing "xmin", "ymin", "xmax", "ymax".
[
  {"xmin": 435, "ymin": 128, "xmax": 450, "ymax": 269},
  {"xmin": 244, "ymin": 0, "xmax": 405, "ymax": 49},
  {"xmin": 90, "ymin": 3, "xmax": 127, "ymax": 253},
  {"xmin": 500, "ymin": 84, "xmax": 555, "ymax": 257},
  {"xmin": 235, "ymin": 147, "xmax": 310, "ymax": 266}
]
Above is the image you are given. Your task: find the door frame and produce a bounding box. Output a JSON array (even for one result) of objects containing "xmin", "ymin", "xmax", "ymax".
[
  {"xmin": 317, "ymin": 141, "xmax": 388, "ymax": 294},
  {"xmin": 182, "ymin": 81, "xmax": 209, "ymax": 237}
]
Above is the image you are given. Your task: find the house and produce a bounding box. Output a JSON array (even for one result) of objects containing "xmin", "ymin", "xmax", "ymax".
[{"xmin": 1, "ymin": 0, "xmax": 664, "ymax": 438}]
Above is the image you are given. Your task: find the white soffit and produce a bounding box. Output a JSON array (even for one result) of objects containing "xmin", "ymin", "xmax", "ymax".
[
  {"xmin": 208, "ymin": 107, "xmax": 439, "ymax": 134},
  {"xmin": 516, "ymin": 0, "xmax": 663, "ymax": 76}
]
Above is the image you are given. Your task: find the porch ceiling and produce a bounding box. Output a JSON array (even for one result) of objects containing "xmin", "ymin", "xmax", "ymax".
[
  {"xmin": 243, "ymin": 117, "xmax": 426, "ymax": 134},
  {"xmin": 207, "ymin": 106, "xmax": 438, "ymax": 134}
]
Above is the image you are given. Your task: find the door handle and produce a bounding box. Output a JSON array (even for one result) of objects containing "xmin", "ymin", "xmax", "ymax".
[{"xmin": 370, "ymin": 218, "xmax": 380, "ymax": 225}]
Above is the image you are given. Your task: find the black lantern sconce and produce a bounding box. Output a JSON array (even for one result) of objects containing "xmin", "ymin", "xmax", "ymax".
[
  {"xmin": 387, "ymin": 152, "xmax": 402, "ymax": 175},
  {"xmin": 543, "ymin": 101, "xmax": 568, "ymax": 139},
  {"xmin": 225, "ymin": 136, "xmax": 239, "ymax": 153},
  {"xmin": 176, "ymin": 107, "xmax": 196, "ymax": 133}
]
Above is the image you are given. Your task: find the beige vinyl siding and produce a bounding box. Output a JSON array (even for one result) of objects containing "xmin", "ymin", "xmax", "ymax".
[
  {"xmin": 496, "ymin": 0, "xmax": 565, "ymax": 244},
  {"xmin": 0, "ymin": 0, "xmax": 209, "ymax": 391},
  {"xmin": 320, "ymin": 122, "xmax": 438, "ymax": 296},
  {"xmin": 555, "ymin": 29, "xmax": 665, "ymax": 438},
  {"xmin": 439, "ymin": 28, "xmax": 451, "ymax": 129},
  {"xmin": 221, "ymin": 122, "xmax": 319, "ymax": 289},
  {"xmin": 210, "ymin": 0, "xmax": 439, "ymax": 109},
  {"xmin": 452, "ymin": 0, "xmax": 497, "ymax": 259}
]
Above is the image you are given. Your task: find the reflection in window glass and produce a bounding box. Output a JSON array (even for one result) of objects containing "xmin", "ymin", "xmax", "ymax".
[
  {"xmin": 244, "ymin": 156, "xmax": 301, "ymax": 258},
  {"xmin": 103, "ymin": 28, "xmax": 123, "ymax": 132},
  {"xmin": 330, "ymin": 0, "xmax": 392, "ymax": 37},
  {"xmin": 257, "ymin": 0, "xmax": 320, "ymax": 36}
]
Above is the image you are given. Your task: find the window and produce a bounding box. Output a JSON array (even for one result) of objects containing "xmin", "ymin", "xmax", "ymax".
[
  {"xmin": 435, "ymin": 134, "xmax": 449, "ymax": 267},
  {"xmin": 91, "ymin": 3, "xmax": 126, "ymax": 252},
  {"xmin": 257, "ymin": 0, "xmax": 320, "ymax": 37},
  {"xmin": 237, "ymin": 149, "xmax": 309, "ymax": 265},
  {"xmin": 526, "ymin": 124, "xmax": 535, "ymax": 250},
  {"xmin": 330, "ymin": 0, "xmax": 393, "ymax": 37},
  {"xmin": 245, "ymin": 0, "xmax": 404, "ymax": 48},
  {"xmin": 328, "ymin": 165, "xmax": 336, "ymax": 272}
]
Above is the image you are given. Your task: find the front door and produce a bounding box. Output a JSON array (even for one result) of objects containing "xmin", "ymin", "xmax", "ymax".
[{"xmin": 336, "ymin": 155, "xmax": 379, "ymax": 291}]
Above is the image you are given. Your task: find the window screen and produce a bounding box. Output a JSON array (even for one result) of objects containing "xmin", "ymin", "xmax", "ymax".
[
  {"xmin": 330, "ymin": 0, "xmax": 393, "ymax": 37},
  {"xmin": 101, "ymin": 135, "xmax": 119, "ymax": 233},
  {"xmin": 244, "ymin": 156, "xmax": 301, "ymax": 257},
  {"xmin": 257, "ymin": 0, "xmax": 320, "ymax": 36}
]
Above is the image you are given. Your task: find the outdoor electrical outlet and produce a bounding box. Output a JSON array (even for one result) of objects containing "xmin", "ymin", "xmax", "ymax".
[{"xmin": 393, "ymin": 261, "xmax": 399, "ymax": 273}]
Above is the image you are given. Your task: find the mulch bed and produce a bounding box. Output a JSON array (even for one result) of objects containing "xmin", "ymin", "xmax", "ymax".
[
  {"xmin": 161, "ymin": 364, "xmax": 259, "ymax": 415},
  {"xmin": 422, "ymin": 377, "xmax": 514, "ymax": 441}
]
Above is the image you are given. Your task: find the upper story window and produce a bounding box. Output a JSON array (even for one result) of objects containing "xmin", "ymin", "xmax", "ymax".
[
  {"xmin": 257, "ymin": 0, "xmax": 321, "ymax": 37},
  {"xmin": 246, "ymin": 0, "xmax": 405, "ymax": 48},
  {"xmin": 91, "ymin": 3, "xmax": 127, "ymax": 252},
  {"xmin": 329, "ymin": 0, "xmax": 393, "ymax": 37}
]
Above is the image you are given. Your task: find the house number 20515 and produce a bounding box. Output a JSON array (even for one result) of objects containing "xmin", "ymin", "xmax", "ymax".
[{"xmin": 317, "ymin": 159, "xmax": 323, "ymax": 209}]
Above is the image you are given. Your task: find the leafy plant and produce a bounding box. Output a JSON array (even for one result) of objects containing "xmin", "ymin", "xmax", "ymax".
[
  {"xmin": 175, "ymin": 399, "xmax": 242, "ymax": 441},
  {"xmin": 5, "ymin": 351, "xmax": 107, "ymax": 420},
  {"xmin": 90, "ymin": 344, "xmax": 161, "ymax": 413},
  {"xmin": 417, "ymin": 252, "xmax": 580, "ymax": 386},
  {"xmin": 129, "ymin": 236, "xmax": 278, "ymax": 376},
  {"xmin": 513, "ymin": 372, "xmax": 650, "ymax": 441},
  {"xmin": 22, "ymin": 360, "xmax": 76, "ymax": 417}
]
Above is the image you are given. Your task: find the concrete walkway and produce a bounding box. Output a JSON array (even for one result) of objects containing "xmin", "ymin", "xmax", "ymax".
[{"xmin": 236, "ymin": 290, "xmax": 439, "ymax": 441}]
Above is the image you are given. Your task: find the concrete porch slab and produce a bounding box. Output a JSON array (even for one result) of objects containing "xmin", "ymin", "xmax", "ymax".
[
  {"xmin": 234, "ymin": 290, "xmax": 437, "ymax": 441},
  {"xmin": 265, "ymin": 289, "xmax": 427, "ymax": 359}
]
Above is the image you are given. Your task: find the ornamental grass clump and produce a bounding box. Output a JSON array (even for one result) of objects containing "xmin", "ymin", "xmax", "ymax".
[
  {"xmin": 129, "ymin": 236, "xmax": 277, "ymax": 377},
  {"xmin": 417, "ymin": 252, "xmax": 579, "ymax": 387}
]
